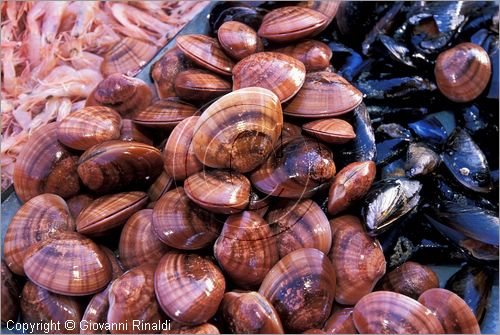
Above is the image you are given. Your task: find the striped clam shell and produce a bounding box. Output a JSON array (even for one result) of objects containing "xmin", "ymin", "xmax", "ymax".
[
  {"xmin": 217, "ymin": 21, "xmax": 263, "ymax": 60},
  {"xmin": 266, "ymin": 199, "xmax": 332, "ymax": 258},
  {"xmin": 154, "ymin": 253, "xmax": 226, "ymax": 325},
  {"xmin": 192, "ymin": 87, "xmax": 283, "ymax": 173},
  {"xmin": 132, "ymin": 98, "xmax": 198, "ymax": 130},
  {"xmin": 322, "ymin": 308, "xmax": 356, "ymax": 334},
  {"xmin": 13, "ymin": 123, "xmax": 80, "ymax": 202},
  {"xmin": 3, "ymin": 194, "xmax": 74, "ymax": 276},
  {"xmin": 174, "ymin": 69, "xmax": 232, "ymax": 102},
  {"xmin": 302, "ymin": 118, "xmax": 356, "ymax": 144},
  {"xmin": 147, "ymin": 171, "xmax": 174, "ymax": 203},
  {"xmin": 76, "ymin": 191, "xmax": 148, "ymax": 236},
  {"xmin": 57, "ymin": 106, "xmax": 122, "ymax": 150},
  {"xmin": 150, "ymin": 46, "xmax": 192, "ymax": 99},
  {"xmin": 275, "ymin": 40, "xmax": 332, "ymax": 72},
  {"xmin": 81, "ymin": 284, "xmax": 111, "ymax": 334},
  {"xmin": 100, "ymin": 246, "xmax": 124, "ymax": 280},
  {"xmin": 23, "ymin": 231, "xmax": 112, "ymax": 296},
  {"xmin": 120, "ymin": 119, "xmax": 153, "ymax": 145},
  {"xmin": 101, "ymin": 37, "xmax": 157, "ymax": 77}
]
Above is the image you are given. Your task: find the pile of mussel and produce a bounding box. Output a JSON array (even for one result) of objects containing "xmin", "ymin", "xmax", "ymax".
[{"xmin": 2, "ymin": 1, "xmax": 498, "ymax": 334}]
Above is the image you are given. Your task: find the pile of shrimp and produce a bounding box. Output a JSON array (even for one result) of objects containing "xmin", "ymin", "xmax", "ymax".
[{"xmin": 1, "ymin": 1, "xmax": 208, "ymax": 192}]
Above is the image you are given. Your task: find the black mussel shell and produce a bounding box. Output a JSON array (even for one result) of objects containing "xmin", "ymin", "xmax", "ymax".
[
  {"xmin": 355, "ymin": 76, "xmax": 436, "ymax": 100},
  {"xmin": 376, "ymin": 35, "xmax": 417, "ymax": 68},
  {"xmin": 326, "ymin": 42, "xmax": 364, "ymax": 81},
  {"xmin": 445, "ymin": 263, "xmax": 494, "ymax": 323},
  {"xmin": 441, "ymin": 128, "xmax": 493, "ymax": 194},
  {"xmin": 376, "ymin": 123, "xmax": 412, "ymax": 140},
  {"xmin": 381, "ymin": 158, "xmax": 406, "ymax": 180},
  {"xmin": 368, "ymin": 106, "xmax": 429, "ymax": 126},
  {"xmin": 376, "ymin": 138, "xmax": 409, "ymax": 166},
  {"xmin": 408, "ymin": 111, "xmax": 456, "ymax": 147},
  {"xmin": 405, "ymin": 142, "xmax": 440, "ymax": 177},
  {"xmin": 361, "ymin": 178, "xmax": 422, "ymax": 236}
]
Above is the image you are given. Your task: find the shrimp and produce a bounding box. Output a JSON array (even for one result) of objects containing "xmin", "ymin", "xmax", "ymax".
[
  {"xmin": 29, "ymin": 97, "xmax": 72, "ymax": 130},
  {"xmin": 70, "ymin": 51, "xmax": 103, "ymax": 72},
  {"xmin": 1, "ymin": 44, "xmax": 17, "ymax": 95},
  {"xmin": 106, "ymin": 3, "xmax": 161, "ymax": 44},
  {"xmin": 40, "ymin": 1, "xmax": 67, "ymax": 45},
  {"xmin": 26, "ymin": 1, "xmax": 45, "ymax": 65},
  {"xmin": 67, "ymin": 1, "xmax": 98, "ymax": 38}
]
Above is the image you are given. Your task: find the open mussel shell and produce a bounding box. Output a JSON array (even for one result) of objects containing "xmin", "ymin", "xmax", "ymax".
[
  {"xmin": 152, "ymin": 187, "xmax": 219, "ymax": 250},
  {"xmin": 174, "ymin": 69, "xmax": 232, "ymax": 102},
  {"xmin": 276, "ymin": 40, "xmax": 332, "ymax": 72},
  {"xmin": 119, "ymin": 209, "xmax": 170, "ymax": 270},
  {"xmin": 405, "ymin": 142, "xmax": 440, "ymax": 177},
  {"xmin": 258, "ymin": 6, "xmax": 329, "ymax": 42},
  {"xmin": 163, "ymin": 116, "xmax": 203, "ymax": 181},
  {"xmin": 1, "ymin": 261, "xmax": 20, "ymax": 325},
  {"xmin": 154, "ymin": 253, "xmax": 226, "ymax": 325},
  {"xmin": 302, "ymin": 118, "xmax": 355, "ymax": 144},
  {"xmin": 86, "ymin": 73, "xmax": 152, "ymax": 117},
  {"xmin": 259, "ymin": 248, "xmax": 336, "ymax": 333},
  {"xmin": 77, "ymin": 140, "xmax": 163, "ymax": 194},
  {"xmin": 101, "ymin": 37, "xmax": 157, "ymax": 78},
  {"xmin": 376, "ymin": 261, "xmax": 439, "ymax": 300},
  {"xmin": 445, "ymin": 264, "xmax": 494, "ymax": 322},
  {"xmin": 192, "ymin": 87, "xmax": 283, "ymax": 173},
  {"xmin": 76, "ymin": 191, "xmax": 148, "ymax": 236},
  {"xmin": 108, "ymin": 264, "xmax": 164, "ymax": 334},
  {"xmin": 329, "ymin": 215, "xmax": 386, "ymax": 305},
  {"xmin": 214, "ymin": 211, "xmax": 279, "ymax": 289},
  {"xmin": 327, "ymin": 161, "xmax": 376, "ymax": 215},
  {"xmin": 284, "ymin": 71, "xmax": 363, "ymax": 118},
  {"xmin": 21, "ymin": 281, "xmax": 83, "ymax": 334},
  {"xmin": 418, "ymin": 288, "xmax": 481, "ymax": 334},
  {"xmin": 221, "ymin": 291, "xmax": 284, "ymax": 334},
  {"xmin": 23, "ymin": 231, "xmax": 112, "ymax": 296},
  {"xmin": 232, "ymin": 52, "xmax": 306, "ymax": 102},
  {"xmin": 322, "ymin": 308, "xmax": 356, "ymax": 334},
  {"xmin": 435, "ymin": 42, "xmax": 492, "ymax": 102},
  {"xmin": 151, "ymin": 46, "xmax": 192, "ymax": 99},
  {"xmin": 266, "ymin": 199, "xmax": 332, "ymax": 258},
  {"xmin": 57, "ymin": 106, "xmax": 122, "ymax": 150},
  {"xmin": 361, "ymin": 178, "xmax": 422, "ymax": 236},
  {"xmin": 441, "ymin": 127, "xmax": 492, "ymax": 193},
  {"xmin": 176, "ymin": 34, "xmax": 234, "ymax": 76},
  {"xmin": 4, "ymin": 194, "xmax": 74, "ymax": 276},
  {"xmin": 13, "ymin": 123, "xmax": 80, "ymax": 202},
  {"xmin": 132, "ymin": 98, "xmax": 198, "ymax": 130},
  {"xmin": 218, "ymin": 21, "xmax": 263, "ymax": 60},
  {"xmin": 250, "ymin": 136, "xmax": 336, "ymax": 199},
  {"xmin": 184, "ymin": 170, "xmax": 251, "ymax": 215},
  {"xmin": 81, "ymin": 284, "xmax": 111, "ymax": 334},
  {"xmin": 353, "ymin": 291, "xmax": 445, "ymax": 334}
]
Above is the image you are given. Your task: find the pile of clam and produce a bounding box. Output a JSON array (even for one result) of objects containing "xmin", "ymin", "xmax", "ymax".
[{"xmin": 2, "ymin": 1, "xmax": 498, "ymax": 334}]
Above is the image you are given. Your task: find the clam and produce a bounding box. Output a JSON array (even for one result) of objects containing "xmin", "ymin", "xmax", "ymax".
[
  {"xmin": 276, "ymin": 40, "xmax": 332, "ymax": 71},
  {"xmin": 77, "ymin": 140, "xmax": 163, "ymax": 194},
  {"xmin": 418, "ymin": 288, "xmax": 480, "ymax": 334},
  {"xmin": 163, "ymin": 323, "xmax": 220, "ymax": 334},
  {"xmin": 232, "ymin": 52, "xmax": 306, "ymax": 102},
  {"xmin": 361, "ymin": 178, "xmax": 422, "ymax": 235},
  {"xmin": 163, "ymin": 116, "xmax": 203, "ymax": 181},
  {"xmin": 151, "ymin": 46, "xmax": 192, "ymax": 99},
  {"xmin": 66, "ymin": 194, "xmax": 94, "ymax": 219},
  {"xmin": 119, "ymin": 209, "xmax": 170, "ymax": 270},
  {"xmin": 76, "ymin": 191, "xmax": 148, "ymax": 236},
  {"xmin": 405, "ymin": 142, "xmax": 440, "ymax": 177},
  {"xmin": 322, "ymin": 308, "xmax": 356, "ymax": 334},
  {"xmin": 214, "ymin": 211, "xmax": 279, "ymax": 288},
  {"xmin": 435, "ymin": 42, "xmax": 492, "ymax": 102},
  {"xmin": 176, "ymin": 34, "xmax": 234, "ymax": 76},
  {"xmin": 285, "ymin": 71, "xmax": 363, "ymax": 118},
  {"xmin": 218, "ymin": 21, "xmax": 263, "ymax": 60},
  {"xmin": 152, "ymin": 187, "xmax": 219, "ymax": 250},
  {"xmin": 86, "ymin": 74, "xmax": 152, "ymax": 117},
  {"xmin": 23, "ymin": 231, "xmax": 112, "ymax": 296},
  {"xmin": 108, "ymin": 264, "xmax": 164, "ymax": 334},
  {"xmin": 13, "ymin": 123, "xmax": 80, "ymax": 202},
  {"xmin": 1, "ymin": 261, "xmax": 20, "ymax": 325},
  {"xmin": 353, "ymin": 291, "xmax": 445, "ymax": 334},
  {"xmin": 21, "ymin": 281, "xmax": 83, "ymax": 334},
  {"xmin": 101, "ymin": 246, "xmax": 124, "ymax": 280},
  {"xmin": 211, "ymin": 5, "xmax": 267, "ymax": 33},
  {"xmin": 147, "ymin": 171, "xmax": 174, "ymax": 203},
  {"xmin": 279, "ymin": 121, "xmax": 303, "ymax": 146},
  {"xmin": 298, "ymin": 1, "xmax": 340, "ymax": 25},
  {"xmin": 259, "ymin": 248, "xmax": 336, "ymax": 333},
  {"xmin": 120, "ymin": 119, "xmax": 153, "ymax": 145},
  {"xmin": 81, "ymin": 284, "xmax": 111, "ymax": 334},
  {"xmin": 192, "ymin": 87, "xmax": 283, "ymax": 173},
  {"xmin": 132, "ymin": 98, "xmax": 198, "ymax": 130},
  {"xmin": 247, "ymin": 191, "xmax": 271, "ymax": 216},
  {"xmin": 154, "ymin": 253, "xmax": 226, "ymax": 325},
  {"xmin": 266, "ymin": 199, "xmax": 332, "ymax": 258},
  {"xmin": 302, "ymin": 118, "xmax": 355, "ymax": 144},
  {"xmin": 376, "ymin": 261, "xmax": 439, "ymax": 300},
  {"xmin": 57, "ymin": 106, "xmax": 122, "ymax": 151},
  {"xmin": 441, "ymin": 128, "xmax": 492, "ymax": 193},
  {"xmin": 4, "ymin": 194, "xmax": 75, "ymax": 276},
  {"xmin": 258, "ymin": 6, "xmax": 329, "ymax": 42},
  {"xmin": 184, "ymin": 170, "xmax": 251, "ymax": 214},
  {"xmin": 101, "ymin": 37, "xmax": 157, "ymax": 77},
  {"xmin": 250, "ymin": 136, "xmax": 336, "ymax": 199},
  {"xmin": 328, "ymin": 215, "xmax": 386, "ymax": 305},
  {"xmin": 327, "ymin": 161, "xmax": 376, "ymax": 215},
  {"xmin": 221, "ymin": 291, "xmax": 284, "ymax": 334},
  {"xmin": 174, "ymin": 69, "xmax": 232, "ymax": 102}
]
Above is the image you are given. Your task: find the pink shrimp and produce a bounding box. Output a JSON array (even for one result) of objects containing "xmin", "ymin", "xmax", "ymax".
[
  {"xmin": 26, "ymin": 1, "xmax": 45, "ymax": 65},
  {"xmin": 1, "ymin": 44, "xmax": 17, "ymax": 95},
  {"xmin": 106, "ymin": 3, "xmax": 161, "ymax": 44},
  {"xmin": 67, "ymin": 1, "xmax": 98, "ymax": 38},
  {"xmin": 40, "ymin": 1, "xmax": 67, "ymax": 45},
  {"xmin": 70, "ymin": 51, "xmax": 103, "ymax": 72}
]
